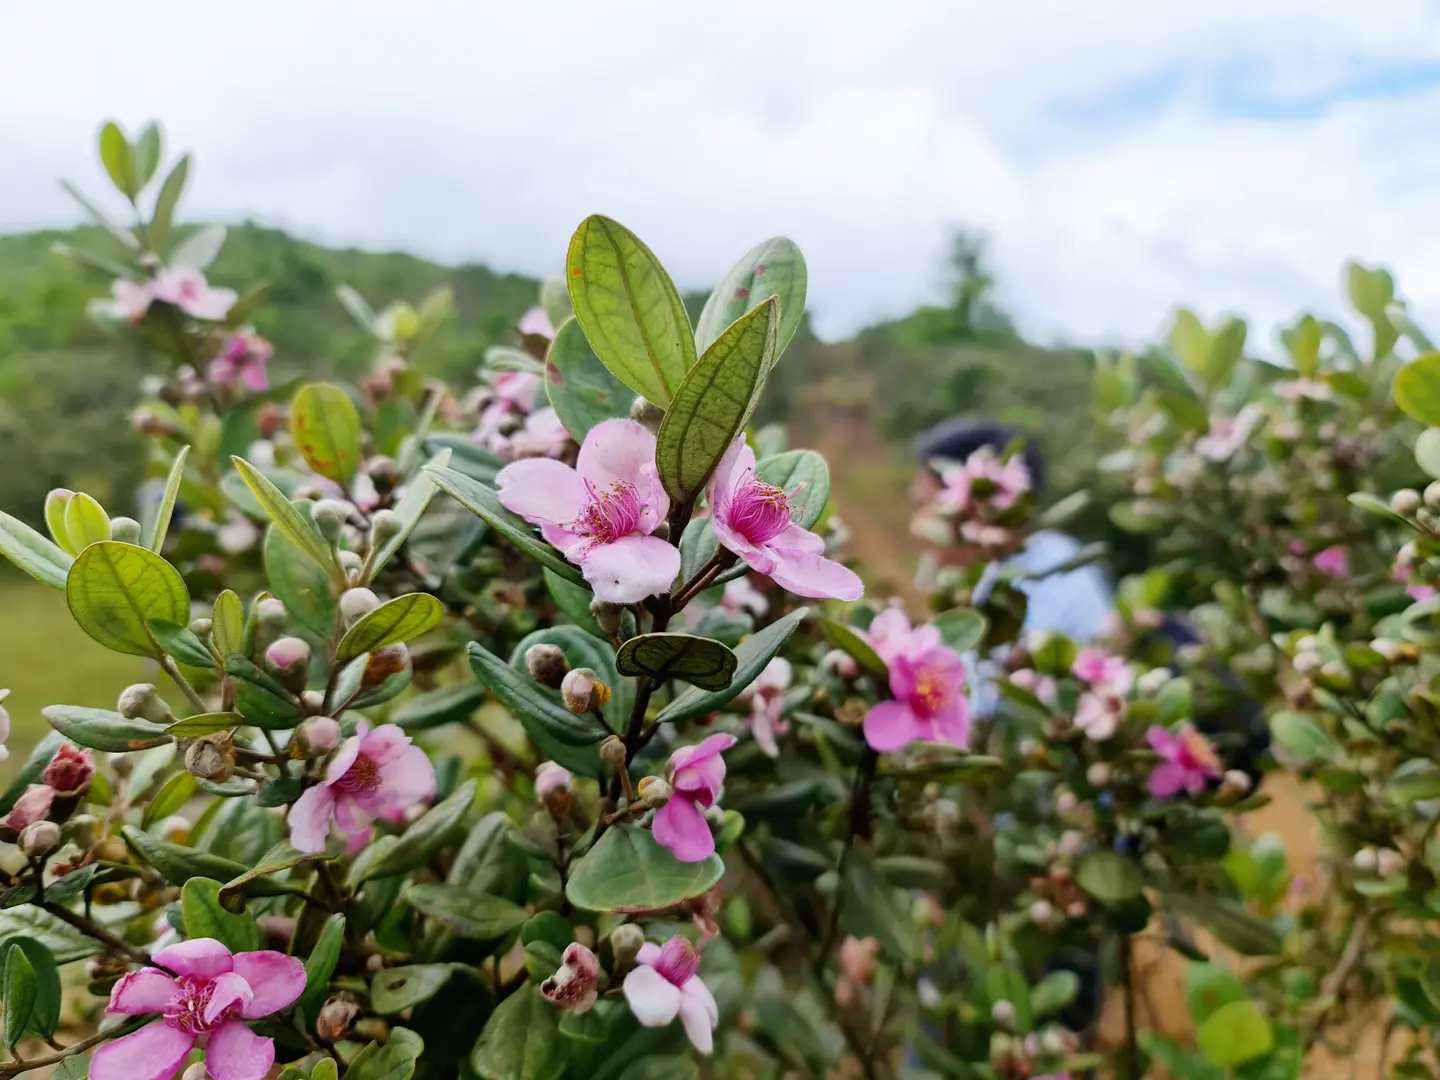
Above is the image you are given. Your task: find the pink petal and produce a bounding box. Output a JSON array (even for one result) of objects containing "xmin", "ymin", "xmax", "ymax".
[
  {"xmin": 673, "ymin": 753, "xmax": 726, "ymax": 807},
  {"xmin": 711, "ymin": 517, "xmax": 775, "ymax": 575},
  {"xmin": 1146, "ymin": 726, "xmax": 1178, "ymax": 758},
  {"xmin": 495, "ymin": 458, "xmax": 587, "ymax": 526},
  {"xmin": 1148, "ymin": 762, "xmax": 1186, "ymax": 799},
  {"xmin": 376, "ymin": 744, "xmax": 437, "ymax": 807},
  {"xmin": 287, "ymin": 785, "xmax": 336, "ymax": 854},
  {"xmin": 231, "ymin": 951, "xmax": 306, "ymax": 1019},
  {"xmin": 651, "ymin": 796, "xmax": 716, "ymax": 863},
  {"xmin": 577, "ymin": 419, "xmax": 660, "ymax": 497},
  {"xmin": 90, "ymin": 1021, "xmax": 195, "ymax": 1080},
  {"xmin": 108, "ymin": 969, "xmax": 179, "ymax": 1015},
  {"xmin": 238, "ymin": 359, "xmax": 269, "ymax": 393},
  {"xmin": 183, "ymin": 287, "xmax": 238, "ymax": 322},
  {"xmin": 678, "ymin": 980, "xmax": 718, "ymax": 1054},
  {"xmin": 516, "ymin": 307, "xmax": 555, "ymax": 339},
  {"xmin": 636, "ymin": 941, "xmax": 663, "ymax": 966},
  {"xmin": 929, "ymin": 699, "xmax": 971, "ymax": 749},
  {"xmin": 750, "ymin": 706, "xmax": 780, "ymax": 758},
  {"xmin": 323, "ymin": 733, "xmax": 364, "ymax": 786},
  {"xmin": 654, "ymin": 938, "xmax": 700, "ymax": 985},
  {"xmin": 580, "ymin": 534, "xmax": 681, "ymax": 604},
  {"xmin": 623, "ymin": 965, "xmax": 682, "ymax": 1027},
  {"xmin": 204, "ymin": 1019, "xmax": 274, "ymax": 1080},
  {"xmin": 864, "ymin": 608, "xmax": 913, "ymax": 662},
  {"xmin": 764, "ymin": 545, "xmax": 864, "ymax": 601},
  {"xmin": 772, "ymin": 523, "xmax": 824, "ymax": 556},
  {"xmin": 706, "ymin": 436, "xmax": 753, "ymax": 510},
  {"xmin": 204, "ymin": 972, "xmax": 254, "ymax": 1025},
  {"xmin": 670, "ymin": 732, "xmax": 737, "ymax": 773},
  {"xmin": 333, "ymin": 794, "xmax": 375, "ymax": 842},
  {"xmin": 153, "ymin": 939, "xmax": 233, "ymax": 981},
  {"xmin": 863, "ymin": 700, "xmax": 923, "ymax": 752}
]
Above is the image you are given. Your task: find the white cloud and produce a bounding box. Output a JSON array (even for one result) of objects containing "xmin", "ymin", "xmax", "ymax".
[{"xmin": 3, "ymin": 0, "xmax": 1440, "ymax": 344}]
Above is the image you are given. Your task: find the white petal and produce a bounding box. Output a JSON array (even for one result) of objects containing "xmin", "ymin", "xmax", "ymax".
[{"xmin": 623, "ymin": 966, "xmax": 681, "ymax": 1027}]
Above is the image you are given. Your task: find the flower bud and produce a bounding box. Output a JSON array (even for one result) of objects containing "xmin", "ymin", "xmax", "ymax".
[
  {"xmin": 1057, "ymin": 830, "xmax": 1086, "ymax": 858},
  {"xmin": 1292, "ymin": 649, "xmax": 1322, "ymax": 675},
  {"xmin": 186, "ymin": 733, "xmax": 235, "ymax": 783},
  {"xmin": 535, "ymin": 761, "xmax": 573, "ymax": 816},
  {"xmin": 1392, "ymin": 489, "xmax": 1423, "ymax": 516},
  {"xmin": 1085, "ymin": 762, "xmax": 1111, "ymax": 788},
  {"xmin": 1377, "ymin": 848, "xmax": 1407, "ymax": 878},
  {"xmin": 317, "ymin": 994, "xmax": 360, "ymax": 1042},
  {"xmin": 628, "ymin": 397, "xmax": 665, "ymax": 432},
  {"xmin": 1137, "ymin": 668, "xmax": 1172, "ymax": 696},
  {"xmin": 181, "ymin": 1063, "xmax": 208, "ymax": 1080},
  {"xmin": 1219, "ymin": 770, "xmax": 1252, "ymax": 799},
  {"xmin": 188, "ymin": 617, "xmax": 213, "ymax": 638},
  {"xmin": 638, "ymin": 775, "xmax": 672, "ymax": 807},
  {"xmin": 610, "ymin": 923, "xmax": 646, "ymax": 967},
  {"xmin": 991, "ymin": 1000, "xmax": 1017, "ymax": 1031},
  {"xmin": 1030, "ymin": 899, "xmax": 1058, "ymax": 930},
  {"xmin": 989, "ymin": 1032, "xmax": 1015, "ymax": 1073},
  {"xmin": 44, "ymin": 744, "xmax": 94, "ymax": 796},
  {"xmin": 589, "ymin": 599, "xmax": 625, "ymax": 635},
  {"xmin": 117, "ymin": 684, "xmax": 174, "ymax": 725},
  {"xmin": 822, "ymin": 649, "xmax": 860, "ymax": 680},
  {"xmin": 340, "ymin": 587, "xmax": 382, "ymax": 626},
  {"xmin": 311, "ymin": 499, "xmax": 350, "ymax": 544},
  {"xmin": 369, "ymin": 510, "xmax": 402, "ymax": 551},
  {"xmin": 363, "ymin": 644, "xmax": 410, "ymax": 687},
  {"xmin": 18, "ymin": 820, "xmax": 60, "ymax": 857},
  {"xmin": 1295, "ymin": 634, "xmax": 1319, "ymax": 653},
  {"xmin": 338, "ymin": 550, "xmax": 364, "ymax": 577},
  {"xmin": 599, "ymin": 735, "xmax": 627, "ymax": 770},
  {"xmin": 562, "ymin": 668, "xmax": 611, "ymax": 714},
  {"xmin": 109, "ymin": 516, "xmax": 143, "ymax": 544},
  {"xmin": 525, "ymin": 644, "xmax": 570, "ymax": 688},
  {"xmin": 367, "ymin": 456, "xmax": 401, "ymax": 495},
  {"xmin": 301, "ymin": 716, "xmax": 342, "ymax": 753},
  {"xmin": 160, "ymin": 816, "xmax": 191, "ymax": 843},
  {"xmin": 256, "ymin": 598, "xmax": 288, "ymax": 628},
  {"xmin": 540, "ymin": 943, "xmax": 600, "ymax": 1013},
  {"xmin": 1353, "ymin": 846, "xmax": 1378, "ymax": 873},
  {"xmin": 1055, "ymin": 790, "xmax": 1079, "ymax": 815},
  {"xmin": 1426, "ymin": 481, "xmax": 1440, "ymax": 509},
  {"xmin": 265, "ymin": 636, "xmax": 312, "ymax": 692}
]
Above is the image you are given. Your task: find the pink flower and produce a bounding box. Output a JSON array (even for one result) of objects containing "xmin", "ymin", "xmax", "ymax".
[
  {"xmin": 864, "ymin": 607, "xmax": 941, "ymax": 666},
  {"xmin": 1, "ymin": 785, "xmax": 54, "ymax": 832},
  {"xmin": 508, "ymin": 407, "xmax": 571, "ymax": 459},
  {"xmin": 91, "ymin": 939, "xmax": 305, "ymax": 1080},
  {"xmin": 106, "ymin": 278, "xmax": 154, "ymax": 322},
  {"xmin": 540, "ymin": 943, "xmax": 599, "ymax": 1013},
  {"xmin": 496, "ymin": 419, "xmax": 680, "ymax": 604},
  {"xmin": 1147, "ymin": 723, "xmax": 1222, "ymax": 798},
  {"xmin": 207, "ymin": 331, "xmax": 273, "ymax": 392},
  {"xmin": 720, "ymin": 577, "xmax": 768, "ymax": 617},
  {"xmin": 493, "ymin": 370, "xmax": 542, "ymax": 411},
  {"xmin": 1411, "ymin": 584, "xmax": 1439, "ymax": 603},
  {"xmin": 289, "ymin": 721, "xmax": 435, "ymax": 853},
  {"xmin": 653, "ymin": 734, "xmax": 736, "ymax": 863},
  {"xmin": 151, "ymin": 267, "xmax": 237, "ymax": 322},
  {"xmin": 1009, "ymin": 668, "xmax": 1057, "ymax": 703},
  {"xmin": 622, "ymin": 937, "xmax": 718, "ymax": 1054},
  {"xmin": 863, "ymin": 642, "xmax": 970, "ymax": 753},
  {"xmin": 1071, "ymin": 647, "xmax": 1133, "ymax": 696},
  {"xmin": 517, "ymin": 306, "xmax": 555, "ymax": 340},
  {"xmin": 1074, "ymin": 691, "xmax": 1122, "ymax": 741},
  {"xmin": 1312, "ymin": 545, "xmax": 1349, "ymax": 578},
  {"xmin": 1195, "ymin": 405, "xmax": 1262, "ymax": 461},
  {"xmin": 708, "ymin": 436, "xmax": 863, "ymax": 601},
  {"xmin": 741, "ymin": 658, "xmax": 792, "ymax": 758},
  {"xmin": 1274, "ymin": 378, "xmax": 1332, "ymax": 402},
  {"xmin": 43, "ymin": 743, "xmax": 94, "ymax": 796},
  {"xmin": 838, "ymin": 936, "xmax": 879, "ymax": 984},
  {"xmin": 934, "ymin": 446, "xmax": 1030, "ymax": 512}
]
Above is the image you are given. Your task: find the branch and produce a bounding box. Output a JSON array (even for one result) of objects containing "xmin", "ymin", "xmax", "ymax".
[
  {"xmin": 1303, "ymin": 910, "xmax": 1373, "ymax": 1054},
  {"xmin": 160, "ymin": 656, "xmax": 208, "ymax": 715},
  {"xmin": 41, "ymin": 901, "xmax": 157, "ymax": 970}
]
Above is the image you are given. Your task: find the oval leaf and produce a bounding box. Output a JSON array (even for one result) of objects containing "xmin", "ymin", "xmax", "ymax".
[
  {"xmin": 696, "ymin": 237, "xmax": 807, "ymax": 361},
  {"xmin": 181, "ymin": 878, "xmax": 261, "ymax": 953},
  {"xmin": 43, "ymin": 705, "xmax": 170, "ymax": 753},
  {"xmin": 291, "ymin": 383, "xmax": 363, "ymax": 485},
  {"xmin": 149, "ymin": 445, "xmax": 190, "ymax": 552},
  {"xmin": 212, "ymin": 590, "xmax": 244, "ymax": 657},
  {"xmin": 4, "ymin": 938, "xmax": 60, "ymax": 1040},
  {"xmin": 932, "ymin": 608, "xmax": 987, "ymax": 652},
  {"xmin": 468, "ymin": 642, "xmax": 603, "ymax": 749},
  {"xmin": 1396, "ymin": 352, "xmax": 1440, "ymax": 425},
  {"xmin": 657, "ymin": 607, "xmax": 809, "ymax": 724},
  {"xmin": 3, "ymin": 943, "xmax": 37, "ymax": 1048},
  {"xmin": 371, "ymin": 448, "xmax": 451, "ymax": 577},
  {"xmin": 66, "ymin": 541, "xmax": 189, "ymax": 658},
  {"xmin": 566, "ymin": 824, "xmax": 724, "ymax": 912},
  {"xmin": 143, "ymin": 772, "xmax": 199, "ymax": 828},
  {"xmin": 337, "ymin": 594, "xmax": 444, "ymax": 663},
  {"xmin": 406, "ymin": 883, "xmax": 528, "ymax": 940},
  {"xmin": 471, "ymin": 985, "xmax": 565, "ymax": 1080},
  {"xmin": 264, "ymin": 520, "xmax": 338, "ymax": 638},
  {"xmin": 565, "ymin": 215, "xmax": 694, "ymax": 407},
  {"xmin": 1196, "ymin": 1000, "xmax": 1274, "ymax": 1067},
  {"xmin": 819, "ymin": 618, "xmax": 887, "ymax": 677},
  {"xmin": 0, "ymin": 510, "xmax": 73, "ymax": 589},
  {"xmin": 230, "ymin": 456, "xmax": 339, "ymax": 577},
  {"xmin": 371, "ymin": 965, "xmax": 454, "ymax": 1015},
  {"xmin": 148, "ymin": 619, "xmax": 215, "ymax": 668},
  {"xmin": 64, "ymin": 493, "xmax": 111, "ymax": 550},
  {"xmin": 1076, "ymin": 851, "xmax": 1144, "ymax": 902},
  {"xmin": 392, "ymin": 684, "xmax": 489, "ymax": 733},
  {"xmin": 545, "ymin": 317, "xmax": 631, "ymax": 441},
  {"xmin": 297, "ymin": 913, "xmax": 346, "ymax": 1023},
  {"xmin": 617, "ymin": 633, "xmax": 737, "ymax": 691}
]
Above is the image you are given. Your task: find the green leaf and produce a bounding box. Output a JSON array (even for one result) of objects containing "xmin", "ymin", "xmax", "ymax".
[
  {"xmin": 1396, "ymin": 353, "xmax": 1440, "ymax": 425},
  {"xmin": 219, "ymin": 848, "xmax": 334, "ymax": 910},
  {"xmin": 143, "ymin": 772, "xmax": 199, "ymax": 828},
  {"xmin": 122, "ymin": 826, "xmax": 304, "ymax": 898},
  {"xmin": 616, "ymin": 633, "xmax": 737, "ymax": 691},
  {"xmin": 336, "ymin": 284, "xmax": 377, "ymax": 333},
  {"xmin": 42, "ymin": 706, "xmax": 169, "ymax": 753},
  {"xmin": 359, "ymin": 780, "xmax": 476, "ymax": 882},
  {"xmin": 392, "ymin": 684, "xmax": 488, "ymax": 732},
  {"xmin": 1386, "ymin": 760, "xmax": 1440, "ymax": 805},
  {"xmin": 1196, "ymin": 1000, "xmax": 1273, "ymax": 1067},
  {"xmin": 1207, "ymin": 317, "xmax": 1246, "ymax": 388},
  {"xmin": 427, "ymin": 466, "xmax": 586, "ymax": 585},
  {"xmin": 148, "ymin": 619, "xmax": 214, "ymax": 668},
  {"xmin": 372, "ymin": 448, "xmax": 451, "ymax": 577},
  {"xmin": 1269, "ymin": 711, "xmax": 1339, "ymax": 764},
  {"xmin": 757, "ymin": 449, "xmax": 829, "ymax": 529},
  {"xmin": 59, "ymin": 180, "xmax": 138, "ymax": 249},
  {"xmin": 471, "ymin": 984, "xmax": 567, "ymax": 1080},
  {"xmin": 657, "ymin": 607, "xmax": 809, "ymax": 724},
  {"xmin": 468, "ymin": 641, "xmax": 604, "ymax": 748},
  {"xmin": 566, "ymin": 824, "xmax": 724, "ymax": 912},
  {"xmin": 543, "ymin": 569, "xmax": 608, "ymax": 639},
  {"xmin": 1076, "ymin": 851, "xmax": 1144, "ymax": 902},
  {"xmin": 1168, "ymin": 308, "xmax": 1209, "ymax": 371},
  {"xmin": 1030, "ymin": 970, "xmax": 1079, "ymax": 1018},
  {"xmin": 544, "ymin": 317, "xmax": 631, "ymax": 441},
  {"xmin": 98, "ymin": 121, "xmax": 136, "ymax": 199},
  {"xmin": 3, "ymin": 943, "xmax": 37, "ymax": 1047},
  {"xmin": 231, "ymin": 457, "xmax": 339, "ymax": 577},
  {"xmin": 170, "ymin": 225, "xmax": 226, "ymax": 271},
  {"xmin": 1416, "ymin": 429, "xmax": 1440, "ymax": 480},
  {"xmin": 64, "ymin": 493, "xmax": 111, "ymax": 550},
  {"xmin": 1347, "ymin": 491, "xmax": 1411, "ymax": 525},
  {"xmin": 818, "ymin": 618, "xmax": 887, "ymax": 677},
  {"xmin": 265, "ymin": 519, "xmax": 337, "ymax": 638},
  {"xmin": 655, "ymin": 298, "xmax": 780, "ymax": 504},
  {"xmin": 372, "ymin": 965, "xmax": 454, "ymax": 1015},
  {"xmin": 2, "ymin": 938, "xmax": 59, "ymax": 1040},
  {"xmin": 0, "ymin": 510, "xmax": 73, "ymax": 589},
  {"xmin": 695, "ymin": 237, "xmax": 807, "ymax": 359},
  {"xmin": 65, "ymin": 541, "xmax": 189, "ymax": 658},
  {"xmin": 0, "ymin": 733, "xmax": 64, "ymax": 816},
  {"xmin": 132, "ymin": 122, "xmax": 162, "ymax": 192},
  {"xmin": 298, "ymin": 913, "xmax": 346, "ymax": 1022},
  {"xmin": 224, "ymin": 655, "xmax": 303, "ymax": 729},
  {"xmin": 1391, "ymin": 302, "xmax": 1435, "ymax": 352},
  {"xmin": 1185, "ymin": 962, "xmax": 1248, "ymax": 1026},
  {"xmin": 149, "ymin": 154, "xmax": 190, "ymax": 251},
  {"xmin": 212, "ymin": 590, "xmax": 244, "ymax": 657},
  {"xmin": 181, "ymin": 878, "xmax": 261, "ymax": 953},
  {"xmin": 348, "ymin": 1027, "xmax": 424, "ymax": 1080},
  {"xmin": 405, "ymin": 883, "xmax": 528, "ymax": 939},
  {"xmin": 1163, "ymin": 892, "xmax": 1282, "ymax": 955},
  {"xmin": 291, "ymin": 383, "xmax": 363, "ymax": 485},
  {"xmin": 149, "ymin": 445, "xmax": 190, "ymax": 552},
  {"xmin": 565, "ymin": 215, "xmax": 694, "ymax": 407},
  {"xmin": 932, "ymin": 608, "xmax": 987, "ymax": 652},
  {"xmin": 338, "ymin": 594, "xmax": 444, "ymax": 662}
]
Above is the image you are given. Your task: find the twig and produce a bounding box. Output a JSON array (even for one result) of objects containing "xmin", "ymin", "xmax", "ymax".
[
  {"xmin": 0, "ymin": 1020, "xmax": 146, "ymax": 1080},
  {"xmin": 160, "ymin": 655, "xmax": 208, "ymax": 715},
  {"xmin": 41, "ymin": 901, "xmax": 158, "ymax": 969},
  {"xmin": 672, "ymin": 552, "xmax": 732, "ymax": 610},
  {"xmin": 1303, "ymin": 910, "xmax": 1374, "ymax": 1053}
]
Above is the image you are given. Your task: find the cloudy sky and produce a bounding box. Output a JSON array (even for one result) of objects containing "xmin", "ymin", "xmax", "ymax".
[{"xmin": 4, "ymin": 0, "xmax": 1440, "ymax": 346}]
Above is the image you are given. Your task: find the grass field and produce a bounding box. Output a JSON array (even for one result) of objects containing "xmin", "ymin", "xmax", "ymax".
[{"xmin": 0, "ymin": 574, "xmax": 155, "ymax": 778}]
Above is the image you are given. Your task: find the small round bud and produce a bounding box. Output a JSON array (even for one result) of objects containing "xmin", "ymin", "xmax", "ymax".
[
  {"xmin": 1426, "ymin": 481, "xmax": 1440, "ymax": 509},
  {"xmin": 186, "ymin": 733, "xmax": 235, "ymax": 783},
  {"xmin": 535, "ymin": 761, "xmax": 574, "ymax": 817},
  {"xmin": 628, "ymin": 397, "xmax": 665, "ymax": 432},
  {"xmin": 637, "ymin": 776, "xmax": 672, "ymax": 807},
  {"xmin": 159, "ymin": 816, "xmax": 191, "ymax": 843},
  {"xmin": 265, "ymin": 636, "xmax": 312, "ymax": 691},
  {"xmin": 369, "ymin": 509, "xmax": 403, "ymax": 550},
  {"xmin": 991, "ymin": 1000, "xmax": 1016, "ymax": 1031},
  {"xmin": 256, "ymin": 598, "xmax": 288, "ymax": 628},
  {"xmin": 311, "ymin": 499, "xmax": 350, "ymax": 544},
  {"xmin": 1057, "ymin": 830, "xmax": 1086, "ymax": 858},
  {"xmin": 1353, "ymin": 846, "xmax": 1378, "ymax": 873},
  {"xmin": 989, "ymin": 1032, "xmax": 1015, "ymax": 1072},
  {"xmin": 1292, "ymin": 649, "xmax": 1322, "ymax": 675},
  {"xmin": 18, "ymin": 820, "xmax": 61, "ymax": 857},
  {"xmin": 181, "ymin": 1062, "xmax": 209, "ymax": 1080},
  {"xmin": 96, "ymin": 835, "xmax": 128, "ymax": 863},
  {"xmin": 117, "ymin": 684, "xmax": 173, "ymax": 725},
  {"xmin": 822, "ymin": 649, "xmax": 860, "ymax": 680},
  {"xmin": 301, "ymin": 716, "xmax": 342, "ymax": 753},
  {"xmin": 589, "ymin": 599, "xmax": 624, "ymax": 635},
  {"xmin": 1392, "ymin": 489, "xmax": 1423, "ymax": 516},
  {"xmin": 1220, "ymin": 770, "xmax": 1252, "ymax": 799},
  {"xmin": 1295, "ymin": 635, "xmax": 1319, "ymax": 653},
  {"xmin": 67, "ymin": 814, "xmax": 98, "ymax": 848},
  {"xmin": 525, "ymin": 643, "xmax": 570, "ymax": 688},
  {"xmin": 317, "ymin": 995, "xmax": 360, "ymax": 1043},
  {"xmin": 1056, "ymin": 790, "xmax": 1079, "ymax": 815},
  {"xmin": 599, "ymin": 735, "xmax": 627, "ymax": 769},
  {"xmin": 1066, "ymin": 899, "xmax": 1087, "ymax": 919},
  {"xmin": 366, "ymin": 456, "xmax": 401, "ymax": 494},
  {"xmin": 1030, "ymin": 899, "xmax": 1057, "ymax": 929},
  {"xmin": 340, "ymin": 587, "xmax": 382, "ymax": 626},
  {"xmin": 338, "ymin": 550, "xmax": 364, "ymax": 575},
  {"xmin": 562, "ymin": 668, "xmax": 611, "ymax": 714},
  {"xmin": 109, "ymin": 516, "xmax": 143, "ymax": 544},
  {"xmin": 362, "ymin": 644, "xmax": 410, "ymax": 687},
  {"xmin": 188, "ymin": 617, "xmax": 213, "ymax": 638},
  {"xmin": 301, "ymin": 690, "xmax": 325, "ymax": 715},
  {"xmin": 1377, "ymin": 848, "xmax": 1407, "ymax": 878},
  {"xmin": 1086, "ymin": 762, "xmax": 1111, "ymax": 788},
  {"xmin": 610, "ymin": 924, "xmax": 647, "ymax": 967}
]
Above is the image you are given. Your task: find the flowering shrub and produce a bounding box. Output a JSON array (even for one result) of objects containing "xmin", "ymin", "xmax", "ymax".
[{"xmin": 4, "ymin": 118, "xmax": 1440, "ymax": 1080}]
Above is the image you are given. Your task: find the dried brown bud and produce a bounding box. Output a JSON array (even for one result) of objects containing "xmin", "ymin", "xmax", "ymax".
[
  {"xmin": 562, "ymin": 668, "xmax": 610, "ymax": 714},
  {"xmin": 525, "ymin": 644, "xmax": 570, "ymax": 688},
  {"xmin": 317, "ymin": 994, "xmax": 360, "ymax": 1042},
  {"xmin": 186, "ymin": 733, "xmax": 235, "ymax": 782}
]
